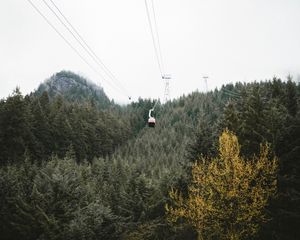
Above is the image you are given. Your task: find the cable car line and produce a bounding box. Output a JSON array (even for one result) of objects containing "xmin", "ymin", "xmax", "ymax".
[
  {"xmin": 150, "ymin": 0, "xmax": 165, "ymax": 74},
  {"xmin": 26, "ymin": 0, "xmax": 100, "ymax": 76},
  {"xmin": 41, "ymin": 0, "xmax": 130, "ymax": 98},
  {"xmin": 28, "ymin": 0, "xmax": 168, "ymax": 128},
  {"xmin": 144, "ymin": 0, "xmax": 163, "ymax": 77},
  {"xmin": 26, "ymin": 0, "xmax": 129, "ymax": 99},
  {"xmin": 145, "ymin": 0, "xmax": 171, "ymax": 100},
  {"xmin": 223, "ymin": 89, "xmax": 241, "ymax": 98},
  {"xmin": 46, "ymin": 0, "xmax": 131, "ymax": 98},
  {"xmin": 223, "ymin": 91, "xmax": 241, "ymax": 100},
  {"xmin": 144, "ymin": 0, "xmax": 171, "ymax": 127}
]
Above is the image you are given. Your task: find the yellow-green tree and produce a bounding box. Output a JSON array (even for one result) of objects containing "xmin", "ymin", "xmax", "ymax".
[{"xmin": 166, "ymin": 129, "xmax": 277, "ymax": 240}]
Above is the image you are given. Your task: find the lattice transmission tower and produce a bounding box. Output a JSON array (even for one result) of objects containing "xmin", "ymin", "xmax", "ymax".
[{"xmin": 163, "ymin": 74, "xmax": 171, "ymax": 102}]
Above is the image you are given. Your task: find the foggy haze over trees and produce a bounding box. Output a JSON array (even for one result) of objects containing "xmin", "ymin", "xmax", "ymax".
[{"xmin": 0, "ymin": 71, "xmax": 299, "ymax": 239}]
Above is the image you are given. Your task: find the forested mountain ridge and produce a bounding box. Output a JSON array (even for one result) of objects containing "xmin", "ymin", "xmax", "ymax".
[
  {"xmin": 35, "ymin": 70, "xmax": 111, "ymax": 109},
  {"xmin": 0, "ymin": 88, "xmax": 130, "ymax": 163},
  {"xmin": 115, "ymin": 78, "xmax": 300, "ymax": 239},
  {"xmin": 0, "ymin": 75, "xmax": 299, "ymax": 239}
]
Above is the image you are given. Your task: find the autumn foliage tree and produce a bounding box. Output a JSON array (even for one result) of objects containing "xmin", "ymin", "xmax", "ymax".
[{"xmin": 166, "ymin": 129, "xmax": 277, "ymax": 240}]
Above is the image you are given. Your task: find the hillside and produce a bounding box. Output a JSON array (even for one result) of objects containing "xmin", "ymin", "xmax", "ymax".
[
  {"xmin": 0, "ymin": 76, "xmax": 299, "ymax": 239},
  {"xmin": 35, "ymin": 70, "xmax": 111, "ymax": 108},
  {"xmin": 113, "ymin": 78, "xmax": 300, "ymax": 239}
]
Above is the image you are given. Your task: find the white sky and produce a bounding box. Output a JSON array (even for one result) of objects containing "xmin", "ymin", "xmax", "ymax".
[{"xmin": 0, "ymin": 0, "xmax": 300, "ymax": 103}]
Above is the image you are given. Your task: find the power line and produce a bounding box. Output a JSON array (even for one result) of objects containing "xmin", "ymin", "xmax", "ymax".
[
  {"xmin": 144, "ymin": 0, "xmax": 163, "ymax": 77},
  {"xmin": 144, "ymin": 0, "xmax": 171, "ymax": 105},
  {"xmin": 47, "ymin": 0, "xmax": 131, "ymax": 97},
  {"xmin": 223, "ymin": 89, "xmax": 241, "ymax": 98},
  {"xmin": 164, "ymin": 78, "xmax": 170, "ymax": 102},
  {"xmin": 26, "ymin": 0, "xmax": 128, "ymax": 98},
  {"xmin": 150, "ymin": 0, "xmax": 165, "ymax": 74},
  {"xmin": 40, "ymin": 0, "xmax": 130, "ymax": 97}
]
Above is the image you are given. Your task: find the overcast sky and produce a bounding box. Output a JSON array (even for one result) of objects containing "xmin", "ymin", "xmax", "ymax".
[{"xmin": 1, "ymin": 0, "xmax": 300, "ymax": 103}]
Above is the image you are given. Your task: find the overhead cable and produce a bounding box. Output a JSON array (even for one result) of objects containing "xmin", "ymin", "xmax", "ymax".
[
  {"xmin": 144, "ymin": 0, "xmax": 163, "ymax": 77},
  {"xmin": 150, "ymin": 0, "xmax": 165, "ymax": 74},
  {"xmin": 46, "ymin": 0, "xmax": 131, "ymax": 97},
  {"xmin": 26, "ymin": 0, "xmax": 129, "ymax": 98}
]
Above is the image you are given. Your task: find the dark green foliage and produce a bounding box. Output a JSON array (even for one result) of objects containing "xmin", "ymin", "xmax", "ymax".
[
  {"xmin": 186, "ymin": 118, "xmax": 218, "ymax": 161},
  {"xmin": 175, "ymin": 78, "xmax": 300, "ymax": 239},
  {"xmin": 0, "ymin": 158, "xmax": 120, "ymax": 240},
  {"xmin": 0, "ymin": 89, "xmax": 130, "ymax": 165},
  {"xmin": 0, "ymin": 76, "xmax": 299, "ymax": 239},
  {"xmin": 213, "ymin": 78, "xmax": 300, "ymax": 239},
  {"xmin": 284, "ymin": 76, "xmax": 298, "ymax": 117},
  {"xmin": 0, "ymin": 88, "xmax": 32, "ymax": 164}
]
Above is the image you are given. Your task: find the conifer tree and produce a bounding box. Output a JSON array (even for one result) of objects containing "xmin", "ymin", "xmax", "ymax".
[
  {"xmin": 285, "ymin": 79, "xmax": 298, "ymax": 117},
  {"xmin": 0, "ymin": 88, "xmax": 30, "ymax": 164},
  {"xmin": 220, "ymin": 101, "xmax": 240, "ymax": 132}
]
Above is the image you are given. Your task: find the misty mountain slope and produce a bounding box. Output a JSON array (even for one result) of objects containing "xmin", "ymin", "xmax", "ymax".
[
  {"xmin": 113, "ymin": 78, "xmax": 299, "ymax": 183},
  {"xmin": 112, "ymin": 90, "xmax": 227, "ymax": 183},
  {"xmin": 35, "ymin": 70, "xmax": 111, "ymax": 108},
  {"xmin": 1, "ymin": 76, "xmax": 299, "ymax": 239},
  {"xmin": 111, "ymin": 79, "xmax": 300, "ymax": 239}
]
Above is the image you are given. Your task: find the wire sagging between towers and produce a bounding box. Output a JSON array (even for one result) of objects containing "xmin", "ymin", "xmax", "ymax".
[
  {"xmin": 26, "ymin": 0, "xmax": 131, "ymax": 100},
  {"xmin": 144, "ymin": 0, "xmax": 171, "ymax": 104}
]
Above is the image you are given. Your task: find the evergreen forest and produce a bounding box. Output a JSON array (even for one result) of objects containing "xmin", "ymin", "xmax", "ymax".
[{"xmin": 0, "ymin": 71, "xmax": 299, "ymax": 240}]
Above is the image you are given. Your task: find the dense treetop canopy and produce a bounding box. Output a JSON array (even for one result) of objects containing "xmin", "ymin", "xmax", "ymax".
[{"xmin": 0, "ymin": 72, "xmax": 299, "ymax": 239}]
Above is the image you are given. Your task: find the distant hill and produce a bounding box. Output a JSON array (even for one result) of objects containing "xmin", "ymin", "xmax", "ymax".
[{"xmin": 35, "ymin": 70, "xmax": 110, "ymax": 108}]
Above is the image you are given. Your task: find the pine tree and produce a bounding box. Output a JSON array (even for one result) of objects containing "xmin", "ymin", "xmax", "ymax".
[
  {"xmin": 186, "ymin": 118, "xmax": 217, "ymax": 162},
  {"xmin": 220, "ymin": 101, "xmax": 240, "ymax": 132},
  {"xmin": 0, "ymin": 88, "xmax": 31, "ymax": 164},
  {"xmin": 285, "ymin": 78, "xmax": 298, "ymax": 117},
  {"xmin": 239, "ymin": 85, "xmax": 268, "ymax": 156}
]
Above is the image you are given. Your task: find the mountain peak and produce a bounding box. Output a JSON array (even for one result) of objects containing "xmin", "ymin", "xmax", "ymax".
[{"xmin": 35, "ymin": 70, "xmax": 110, "ymax": 108}]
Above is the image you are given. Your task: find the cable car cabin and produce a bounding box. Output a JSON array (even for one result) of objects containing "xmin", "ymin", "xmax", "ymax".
[
  {"xmin": 148, "ymin": 108, "xmax": 156, "ymax": 127},
  {"xmin": 148, "ymin": 116, "xmax": 156, "ymax": 127}
]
